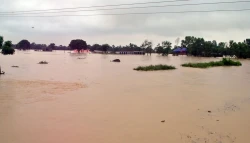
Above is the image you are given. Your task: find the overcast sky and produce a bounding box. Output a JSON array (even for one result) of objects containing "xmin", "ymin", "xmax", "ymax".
[{"xmin": 0, "ymin": 0, "xmax": 250, "ymax": 46}]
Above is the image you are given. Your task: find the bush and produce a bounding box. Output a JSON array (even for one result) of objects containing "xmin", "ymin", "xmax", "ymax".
[
  {"xmin": 221, "ymin": 58, "xmax": 242, "ymax": 66},
  {"xmin": 182, "ymin": 58, "xmax": 242, "ymax": 68},
  {"xmin": 134, "ymin": 64, "xmax": 176, "ymax": 71},
  {"xmin": 1, "ymin": 41, "xmax": 15, "ymax": 55},
  {"xmin": 1, "ymin": 46, "xmax": 15, "ymax": 55}
]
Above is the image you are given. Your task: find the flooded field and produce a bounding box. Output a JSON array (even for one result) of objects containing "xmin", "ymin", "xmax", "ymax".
[{"xmin": 1, "ymin": 51, "xmax": 250, "ymax": 143}]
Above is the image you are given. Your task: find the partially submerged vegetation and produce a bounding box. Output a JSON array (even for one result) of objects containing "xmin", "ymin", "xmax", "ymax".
[
  {"xmin": 1, "ymin": 41, "xmax": 15, "ymax": 55},
  {"xmin": 0, "ymin": 66, "xmax": 5, "ymax": 75},
  {"xmin": 181, "ymin": 58, "xmax": 242, "ymax": 68},
  {"xmin": 134, "ymin": 64, "xmax": 176, "ymax": 71},
  {"xmin": 112, "ymin": 59, "xmax": 121, "ymax": 62}
]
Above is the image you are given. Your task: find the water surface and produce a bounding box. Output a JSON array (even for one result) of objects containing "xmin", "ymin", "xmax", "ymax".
[{"xmin": 1, "ymin": 51, "xmax": 250, "ymax": 143}]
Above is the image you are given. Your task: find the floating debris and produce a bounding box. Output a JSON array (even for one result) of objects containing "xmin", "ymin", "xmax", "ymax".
[
  {"xmin": 112, "ymin": 59, "xmax": 121, "ymax": 62},
  {"xmin": 38, "ymin": 61, "xmax": 48, "ymax": 64},
  {"xmin": 77, "ymin": 57, "xmax": 86, "ymax": 59}
]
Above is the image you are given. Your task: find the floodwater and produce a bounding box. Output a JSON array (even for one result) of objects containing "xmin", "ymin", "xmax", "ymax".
[{"xmin": 1, "ymin": 51, "xmax": 250, "ymax": 143}]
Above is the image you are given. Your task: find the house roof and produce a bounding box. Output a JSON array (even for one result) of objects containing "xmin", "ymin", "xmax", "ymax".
[{"xmin": 173, "ymin": 47, "xmax": 187, "ymax": 52}]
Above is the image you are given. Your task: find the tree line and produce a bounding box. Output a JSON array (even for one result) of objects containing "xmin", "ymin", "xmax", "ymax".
[
  {"xmin": 88, "ymin": 40, "xmax": 152, "ymax": 55},
  {"xmin": 181, "ymin": 36, "xmax": 250, "ymax": 58},
  {"xmin": 14, "ymin": 40, "xmax": 69, "ymax": 51},
  {"xmin": 1, "ymin": 35, "xmax": 250, "ymax": 58}
]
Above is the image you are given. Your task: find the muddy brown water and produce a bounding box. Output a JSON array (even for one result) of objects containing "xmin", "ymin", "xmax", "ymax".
[{"xmin": 1, "ymin": 51, "xmax": 250, "ymax": 143}]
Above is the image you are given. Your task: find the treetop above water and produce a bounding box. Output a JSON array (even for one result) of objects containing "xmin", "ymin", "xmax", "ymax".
[
  {"xmin": 134, "ymin": 64, "xmax": 176, "ymax": 71},
  {"xmin": 181, "ymin": 58, "xmax": 242, "ymax": 68}
]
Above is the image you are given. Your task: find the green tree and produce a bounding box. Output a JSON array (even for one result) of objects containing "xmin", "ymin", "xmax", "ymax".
[
  {"xmin": 181, "ymin": 36, "xmax": 196, "ymax": 55},
  {"xmin": 141, "ymin": 40, "xmax": 152, "ymax": 55},
  {"xmin": 179, "ymin": 36, "xmax": 250, "ymax": 58},
  {"xmin": 101, "ymin": 44, "xmax": 110, "ymax": 53},
  {"xmin": 0, "ymin": 36, "xmax": 3, "ymax": 49},
  {"xmin": 245, "ymin": 39, "xmax": 250, "ymax": 46},
  {"xmin": 162, "ymin": 41, "xmax": 172, "ymax": 56},
  {"xmin": 237, "ymin": 42, "xmax": 250, "ymax": 59},
  {"xmin": 155, "ymin": 44, "xmax": 164, "ymax": 54},
  {"xmin": 69, "ymin": 39, "xmax": 87, "ymax": 53},
  {"xmin": 154, "ymin": 41, "xmax": 171, "ymax": 56},
  {"xmin": 212, "ymin": 40, "xmax": 217, "ymax": 47},
  {"xmin": 91, "ymin": 44, "xmax": 102, "ymax": 51},
  {"xmin": 1, "ymin": 41, "xmax": 15, "ymax": 55},
  {"xmin": 181, "ymin": 36, "xmax": 196, "ymax": 48},
  {"xmin": 203, "ymin": 41, "xmax": 213, "ymax": 57},
  {"xmin": 48, "ymin": 43, "xmax": 55, "ymax": 50},
  {"xmin": 17, "ymin": 40, "xmax": 31, "ymax": 50},
  {"xmin": 128, "ymin": 43, "xmax": 140, "ymax": 51}
]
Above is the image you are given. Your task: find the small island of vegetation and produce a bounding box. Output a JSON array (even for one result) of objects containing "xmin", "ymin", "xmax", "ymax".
[
  {"xmin": 134, "ymin": 64, "xmax": 176, "ymax": 71},
  {"xmin": 181, "ymin": 58, "xmax": 242, "ymax": 68}
]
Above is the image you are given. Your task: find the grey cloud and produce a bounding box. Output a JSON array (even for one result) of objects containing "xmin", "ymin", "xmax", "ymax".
[{"xmin": 0, "ymin": 0, "xmax": 250, "ymax": 46}]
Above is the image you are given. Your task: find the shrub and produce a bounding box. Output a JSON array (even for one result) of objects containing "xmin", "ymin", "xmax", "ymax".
[
  {"xmin": 182, "ymin": 58, "xmax": 242, "ymax": 68},
  {"xmin": 134, "ymin": 64, "xmax": 176, "ymax": 71},
  {"xmin": 1, "ymin": 41, "xmax": 15, "ymax": 55},
  {"xmin": 2, "ymin": 46, "xmax": 15, "ymax": 55}
]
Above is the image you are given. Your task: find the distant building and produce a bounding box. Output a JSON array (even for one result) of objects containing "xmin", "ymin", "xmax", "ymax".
[
  {"xmin": 115, "ymin": 51, "xmax": 145, "ymax": 55},
  {"xmin": 173, "ymin": 47, "xmax": 187, "ymax": 56}
]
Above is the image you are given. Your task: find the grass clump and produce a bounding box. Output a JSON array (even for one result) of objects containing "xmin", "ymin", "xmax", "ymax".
[
  {"xmin": 134, "ymin": 64, "xmax": 176, "ymax": 71},
  {"xmin": 182, "ymin": 58, "xmax": 242, "ymax": 68}
]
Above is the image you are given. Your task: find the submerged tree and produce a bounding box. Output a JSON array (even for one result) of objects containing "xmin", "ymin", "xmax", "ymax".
[
  {"xmin": 180, "ymin": 36, "xmax": 250, "ymax": 58},
  {"xmin": 162, "ymin": 41, "xmax": 172, "ymax": 56},
  {"xmin": 69, "ymin": 39, "xmax": 87, "ymax": 53},
  {"xmin": 1, "ymin": 41, "xmax": 15, "ymax": 55},
  {"xmin": 48, "ymin": 43, "xmax": 55, "ymax": 50},
  {"xmin": 245, "ymin": 39, "xmax": 250, "ymax": 47},
  {"xmin": 17, "ymin": 40, "xmax": 31, "ymax": 50},
  {"xmin": 141, "ymin": 40, "xmax": 153, "ymax": 55},
  {"xmin": 155, "ymin": 41, "xmax": 171, "ymax": 56},
  {"xmin": 155, "ymin": 43, "xmax": 164, "ymax": 55},
  {"xmin": 0, "ymin": 36, "xmax": 3, "ymax": 49},
  {"xmin": 101, "ymin": 44, "xmax": 110, "ymax": 53}
]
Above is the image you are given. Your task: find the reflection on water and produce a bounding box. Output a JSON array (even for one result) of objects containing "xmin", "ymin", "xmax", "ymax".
[{"xmin": 1, "ymin": 51, "xmax": 250, "ymax": 143}]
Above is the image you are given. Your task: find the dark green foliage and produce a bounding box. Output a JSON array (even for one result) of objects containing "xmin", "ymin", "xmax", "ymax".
[
  {"xmin": 89, "ymin": 43, "xmax": 143, "ymax": 53},
  {"xmin": 182, "ymin": 58, "xmax": 242, "ymax": 68},
  {"xmin": 42, "ymin": 43, "xmax": 55, "ymax": 51},
  {"xmin": 31, "ymin": 43, "xmax": 47, "ymax": 50},
  {"xmin": 155, "ymin": 41, "xmax": 172, "ymax": 56},
  {"xmin": 0, "ymin": 36, "xmax": 3, "ymax": 49},
  {"xmin": 91, "ymin": 44, "xmax": 102, "ymax": 51},
  {"xmin": 101, "ymin": 44, "xmax": 110, "ymax": 53},
  {"xmin": 141, "ymin": 40, "xmax": 153, "ymax": 55},
  {"xmin": 1, "ymin": 41, "xmax": 15, "ymax": 55},
  {"xmin": 155, "ymin": 44, "xmax": 164, "ymax": 54},
  {"xmin": 181, "ymin": 36, "xmax": 250, "ymax": 58},
  {"xmin": 221, "ymin": 58, "xmax": 242, "ymax": 66},
  {"xmin": 48, "ymin": 43, "xmax": 55, "ymax": 50},
  {"xmin": 17, "ymin": 40, "xmax": 31, "ymax": 50},
  {"xmin": 134, "ymin": 64, "xmax": 176, "ymax": 71},
  {"xmin": 246, "ymin": 39, "xmax": 250, "ymax": 46},
  {"xmin": 69, "ymin": 39, "xmax": 87, "ymax": 53}
]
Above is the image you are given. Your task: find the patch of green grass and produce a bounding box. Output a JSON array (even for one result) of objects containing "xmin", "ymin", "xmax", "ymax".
[
  {"xmin": 181, "ymin": 58, "xmax": 242, "ymax": 68},
  {"xmin": 134, "ymin": 64, "xmax": 176, "ymax": 71}
]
